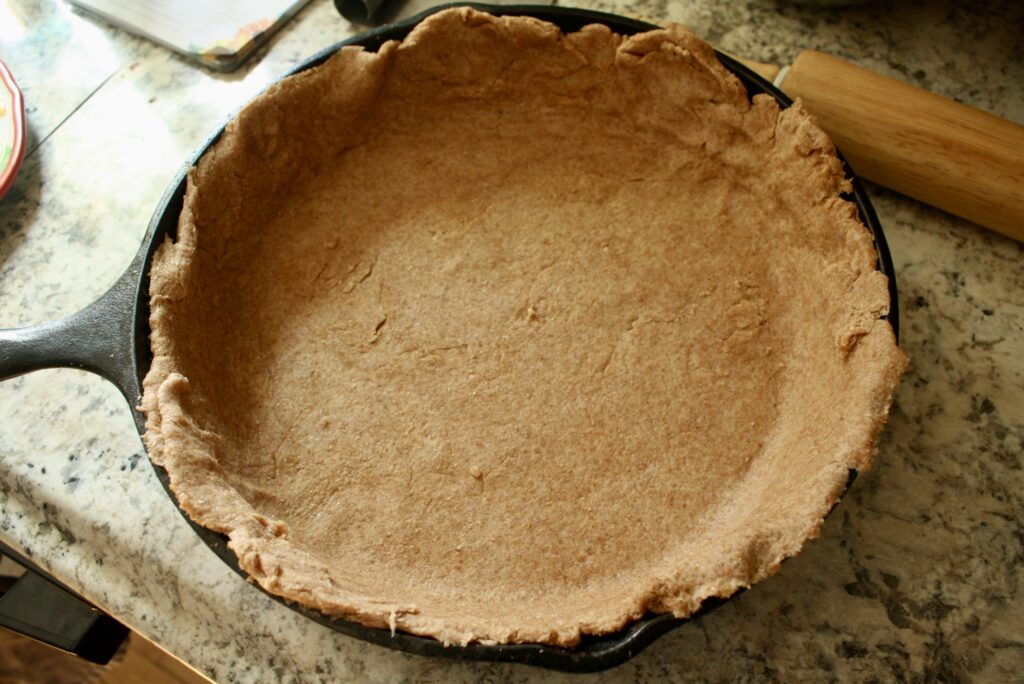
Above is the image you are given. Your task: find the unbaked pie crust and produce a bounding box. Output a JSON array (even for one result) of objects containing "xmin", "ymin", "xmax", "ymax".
[{"xmin": 142, "ymin": 8, "xmax": 907, "ymax": 646}]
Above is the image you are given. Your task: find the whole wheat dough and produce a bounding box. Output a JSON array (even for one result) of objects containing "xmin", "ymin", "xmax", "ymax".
[{"xmin": 142, "ymin": 8, "xmax": 907, "ymax": 646}]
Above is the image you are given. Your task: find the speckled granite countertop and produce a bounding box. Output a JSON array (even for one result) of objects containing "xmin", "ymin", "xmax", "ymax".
[{"xmin": 1, "ymin": 0, "xmax": 1021, "ymax": 681}]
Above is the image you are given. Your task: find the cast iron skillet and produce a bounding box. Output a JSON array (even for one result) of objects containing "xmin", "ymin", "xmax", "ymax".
[{"xmin": 0, "ymin": 3, "xmax": 899, "ymax": 673}]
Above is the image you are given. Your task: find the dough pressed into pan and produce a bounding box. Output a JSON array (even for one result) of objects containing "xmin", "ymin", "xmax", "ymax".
[{"xmin": 142, "ymin": 8, "xmax": 907, "ymax": 646}]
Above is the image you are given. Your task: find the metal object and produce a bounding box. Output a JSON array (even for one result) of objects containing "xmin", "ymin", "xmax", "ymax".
[
  {"xmin": 0, "ymin": 540, "xmax": 128, "ymax": 664},
  {"xmin": 0, "ymin": 4, "xmax": 898, "ymax": 672}
]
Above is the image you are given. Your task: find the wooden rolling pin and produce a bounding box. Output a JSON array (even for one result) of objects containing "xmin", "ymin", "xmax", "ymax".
[{"xmin": 737, "ymin": 52, "xmax": 1024, "ymax": 243}]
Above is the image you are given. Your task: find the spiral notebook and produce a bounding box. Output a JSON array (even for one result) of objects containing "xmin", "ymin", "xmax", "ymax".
[{"xmin": 68, "ymin": 0, "xmax": 312, "ymax": 71}]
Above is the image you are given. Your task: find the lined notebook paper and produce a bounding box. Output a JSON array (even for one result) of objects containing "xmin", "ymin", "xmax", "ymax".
[{"xmin": 68, "ymin": 0, "xmax": 312, "ymax": 71}]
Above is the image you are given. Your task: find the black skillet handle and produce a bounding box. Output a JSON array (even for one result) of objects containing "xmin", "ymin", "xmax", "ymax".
[
  {"xmin": 0, "ymin": 248, "xmax": 146, "ymax": 662},
  {"xmin": 0, "ymin": 247, "xmax": 144, "ymax": 404}
]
